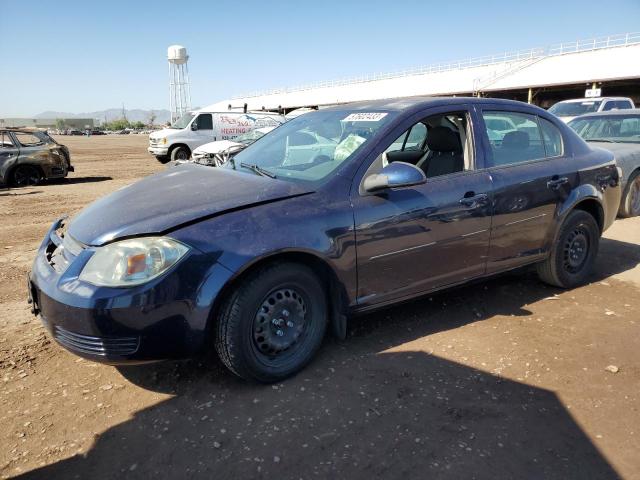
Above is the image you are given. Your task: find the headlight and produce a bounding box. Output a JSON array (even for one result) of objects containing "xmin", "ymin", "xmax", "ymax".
[
  {"xmin": 162, "ymin": 137, "xmax": 167, "ymax": 145},
  {"xmin": 79, "ymin": 237, "xmax": 189, "ymax": 287}
]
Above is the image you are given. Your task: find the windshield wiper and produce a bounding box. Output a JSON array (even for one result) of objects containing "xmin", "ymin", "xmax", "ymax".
[
  {"xmin": 240, "ymin": 162, "xmax": 276, "ymax": 178},
  {"xmin": 585, "ymin": 138, "xmax": 617, "ymax": 143}
]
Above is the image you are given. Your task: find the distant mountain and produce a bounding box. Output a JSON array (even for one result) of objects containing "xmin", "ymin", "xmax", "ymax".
[{"xmin": 35, "ymin": 109, "xmax": 171, "ymax": 124}]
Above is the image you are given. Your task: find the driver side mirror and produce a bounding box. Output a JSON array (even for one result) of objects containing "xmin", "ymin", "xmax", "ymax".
[
  {"xmin": 363, "ymin": 161, "xmax": 426, "ymax": 193},
  {"xmin": 190, "ymin": 122, "xmax": 198, "ymax": 131}
]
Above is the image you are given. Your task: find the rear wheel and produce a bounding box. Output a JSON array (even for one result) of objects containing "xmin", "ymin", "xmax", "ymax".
[
  {"xmin": 170, "ymin": 146, "xmax": 190, "ymax": 162},
  {"xmin": 536, "ymin": 210, "xmax": 600, "ymax": 288},
  {"xmin": 619, "ymin": 172, "xmax": 640, "ymax": 218},
  {"xmin": 10, "ymin": 165, "xmax": 42, "ymax": 187},
  {"xmin": 215, "ymin": 263, "xmax": 328, "ymax": 383}
]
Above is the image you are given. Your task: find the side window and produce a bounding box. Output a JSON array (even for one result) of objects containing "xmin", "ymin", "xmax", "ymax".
[
  {"xmin": 196, "ymin": 114, "xmax": 213, "ymax": 130},
  {"xmin": 375, "ymin": 111, "xmax": 470, "ymax": 179},
  {"xmin": 13, "ymin": 132, "xmax": 44, "ymax": 147},
  {"xmin": 384, "ymin": 123, "xmax": 427, "ymax": 154},
  {"xmin": 539, "ymin": 118, "xmax": 564, "ymax": 157},
  {"xmin": 0, "ymin": 132, "xmax": 16, "ymax": 148},
  {"xmin": 482, "ymin": 111, "xmax": 545, "ymax": 167},
  {"xmin": 602, "ymin": 101, "xmax": 616, "ymax": 111},
  {"xmin": 617, "ymin": 100, "xmax": 633, "ymax": 110}
]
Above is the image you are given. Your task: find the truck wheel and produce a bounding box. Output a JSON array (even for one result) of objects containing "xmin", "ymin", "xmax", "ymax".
[
  {"xmin": 170, "ymin": 146, "xmax": 190, "ymax": 162},
  {"xmin": 536, "ymin": 210, "xmax": 600, "ymax": 288},
  {"xmin": 155, "ymin": 155, "xmax": 170, "ymax": 164},
  {"xmin": 215, "ymin": 262, "xmax": 328, "ymax": 383},
  {"xmin": 10, "ymin": 165, "xmax": 42, "ymax": 187},
  {"xmin": 618, "ymin": 172, "xmax": 640, "ymax": 218}
]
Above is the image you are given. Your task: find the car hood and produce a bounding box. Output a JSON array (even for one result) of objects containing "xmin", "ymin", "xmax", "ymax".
[
  {"xmin": 193, "ymin": 140, "xmax": 241, "ymax": 155},
  {"xmin": 67, "ymin": 163, "xmax": 313, "ymax": 246}
]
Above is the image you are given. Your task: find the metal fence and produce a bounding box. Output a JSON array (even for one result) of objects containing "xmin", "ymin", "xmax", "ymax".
[{"xmin": 232, "ymin": 32, "xmax": 640, "ymax": 99}]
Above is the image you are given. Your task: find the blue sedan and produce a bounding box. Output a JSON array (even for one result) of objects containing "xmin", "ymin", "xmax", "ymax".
[{"xmin": 28, "ymin": 97, "xmax": 621, "ymax": 382}]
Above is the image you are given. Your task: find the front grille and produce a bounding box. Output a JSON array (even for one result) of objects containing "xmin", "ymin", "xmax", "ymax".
[{"xmin": 53, "ymin": 326, "xmax": 140, "ymax": 356}]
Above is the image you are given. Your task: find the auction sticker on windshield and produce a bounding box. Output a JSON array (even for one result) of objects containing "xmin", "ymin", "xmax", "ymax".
[{"xmin": 343, "ymin": 113, "xmax": 388, "ymax": 122}]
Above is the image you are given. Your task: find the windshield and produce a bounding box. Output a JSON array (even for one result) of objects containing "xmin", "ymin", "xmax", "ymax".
[
  {"xmin": 569, "ymin": 115, "xmax": 640, "ymax": 143},
  {"xmin": 234, "ymin": 129, "xmax": 270, "ymax": 145},
  {"xmin": 549, "ymin": 101, "xmax": 602, "ymax": 116},
  {"xmin": 225, "ymin": 110, "xmax": 397, "ymax": 184},
  {"xmin": 170, "ymin": 112, "xmax": 195, "ymax": 129}
]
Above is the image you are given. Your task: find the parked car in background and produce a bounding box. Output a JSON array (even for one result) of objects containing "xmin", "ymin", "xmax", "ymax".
[
  {"xmin": 0, "ymin": 128, "xmax": 73, "ymax": 187},
  {"xmin": 29, "ymin": 97, "xmax": 621, "ymax": 382},
  {"xmin": 190, "ymin": 126, "xmax": 278, "ymax": 166},
  {"xmin": 68, "ymin": 129, "xmax": 84, "ymax": 136},
  {"xmin": 569, "ymin": 109, "xmax": 640, "ymax": 217},
  {"xmin": 148, "ymin": 109, "xmax": 285, "ymax": 164},
  {"xmin": 548, "ymin": 97, "xmax": 635, "ymax": 123}
]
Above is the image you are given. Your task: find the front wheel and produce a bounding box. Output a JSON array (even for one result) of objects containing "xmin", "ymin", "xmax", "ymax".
[
  {"xmin": 155, "ymin": 155, "xmax": 170, "ymax": 164},
  {"xmin": 170, "ymin": 146, "xmax": 190, "ymax": 162},
  {"xmin": 215, "ymin": 263, "xmax": 328, "ymax": 382},
  {"xmin": 619, "ymin": 172, "xmax": 640, "ymax": 218},
  {"xmin": 536, "ymin": 210, "xmax": 600, "ymax": 288}
]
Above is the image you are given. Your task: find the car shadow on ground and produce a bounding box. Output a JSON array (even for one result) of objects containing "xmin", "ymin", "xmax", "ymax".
[
  {"xmin": 17, "ymin": 239, "xmax": 639, "ymax": 479},
  {"xmin": 51, "ymin": 176, "xmax": 113, "ymax": 185}
]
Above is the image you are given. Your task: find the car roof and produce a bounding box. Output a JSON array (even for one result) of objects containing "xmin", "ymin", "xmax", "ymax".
[
  {"xmin": 556, "ymin": 97, "xmax": 632, "ymax": 104},
  {"xmin": 320, "ymin": 96, "xmax": 537, "ymax": 113},
  {"xmin": 572, "ymin": 108, "xmax": 640, "ymax": 119},
  {"xmin": 1, "ymin": 127, "xmax": 43, "ymax": 133}
]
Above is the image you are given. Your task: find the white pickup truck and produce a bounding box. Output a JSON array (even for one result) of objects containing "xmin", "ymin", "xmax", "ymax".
[{"xmin": 148, "ymin": 109, "xmax": 285, "ymax": 163}]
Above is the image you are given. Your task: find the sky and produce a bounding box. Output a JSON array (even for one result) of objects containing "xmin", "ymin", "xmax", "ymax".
[{"xmin": 1, "ymin": 0, "xmax": 639, "ymax": 116}]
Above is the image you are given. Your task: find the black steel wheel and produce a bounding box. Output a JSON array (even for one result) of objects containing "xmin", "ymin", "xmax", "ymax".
[
  {"xmin": 619, "ymin": 172, "xmax": 640, "ymax": 218},
  {"xmin": 170, "ymin": 146, "xmax": 190, "ymax": 162},
  {"xmin": 216, "ymin": 262, "xmax": 328, "ymax": 382},
  {"xmin": 10, "ymin": 165, "xmax": 42, "ymax": 187},
  {"xmin": 537, "ymin": 210, "xmax": 600, "ymax": 288}
]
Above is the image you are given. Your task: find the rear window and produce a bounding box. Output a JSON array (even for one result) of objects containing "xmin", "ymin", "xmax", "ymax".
[{"xmin": 548, "ymin": 101, "xmax": 602, "ymax": 116}]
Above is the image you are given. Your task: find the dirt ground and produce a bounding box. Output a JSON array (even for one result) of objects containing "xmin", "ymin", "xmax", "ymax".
[{"xmin": 1, "ymin": 135, "xmax": 639, "ymax": 479}]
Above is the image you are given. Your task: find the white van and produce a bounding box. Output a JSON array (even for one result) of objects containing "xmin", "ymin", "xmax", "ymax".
[{"xmin": 148, "ymin": 109, "xmax": 285, "ymax": 163}]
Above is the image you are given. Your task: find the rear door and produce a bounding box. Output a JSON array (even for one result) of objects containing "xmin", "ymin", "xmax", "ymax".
[
  {"xmin": 477, "ymin": 107, "xmax": 573, "ymax": 273},
  {"xmin": 0, "ymin": 132, "xmax": 20, "ymax": 181},
  {"xmin": 352, "ymin": 105, "xmax": 494, "ymax": 308}
]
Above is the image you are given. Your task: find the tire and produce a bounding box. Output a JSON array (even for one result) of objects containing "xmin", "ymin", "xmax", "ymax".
[
  {"xmin": 536, "ymin": 210, "xmax": 600, "ymax": 288},
  {"xmin": 155, "ymin": 155, "xmax": 170, "ymax": 164},
  {"xmin": 215, "ymin": 262, "xmax": 328, "ymax": 383},
  {"xmin": 170, "ymin": 146, "xmax": 190, "ymax": 163},
  {"xmin": 10, "ymin": 165, "xmax": 42, "ymax": 187},
  {"xmin": 618, "ymin": 172, "xmax": 640, "ymax": 218}
]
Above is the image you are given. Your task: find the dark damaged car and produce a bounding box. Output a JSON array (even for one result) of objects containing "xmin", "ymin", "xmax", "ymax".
[
  {"xmin": 0, "ymin": 128, "xmax": 73, "ymax": 187},
  {"xmin": 28, "ymin": 97, "xmax": 621, "ymax": 382}
]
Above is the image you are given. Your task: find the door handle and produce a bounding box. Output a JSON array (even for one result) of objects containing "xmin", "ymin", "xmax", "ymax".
[
  {"xmin": 547, "ymin": 176, "xmax": 569, "ymax": 190},
  {"xmin": 459, "ymin": 192, "xmax": 489, "ymax": 208}
]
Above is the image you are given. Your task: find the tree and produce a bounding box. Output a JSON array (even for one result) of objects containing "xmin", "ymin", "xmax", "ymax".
[
  {"xmin": 55, "ymin": 118, "xmax": 66, "ymax": 130},
  {"xmin": 148, "ymin": 110, "xmax": 157, "ymax": 127},
  {"xmin": 104, "ymin": 119, "xmax": 131, "ymax": 131}
]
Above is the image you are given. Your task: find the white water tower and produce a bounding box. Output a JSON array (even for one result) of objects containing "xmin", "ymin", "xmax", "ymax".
[{"xmin": 167, "ymin": 45, "xmax": 192, "ymax": 123}]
